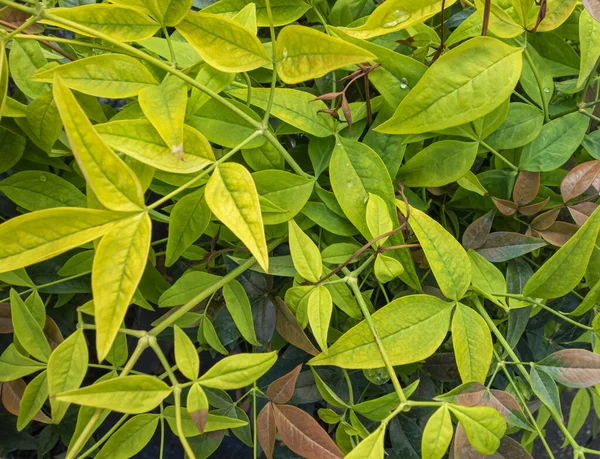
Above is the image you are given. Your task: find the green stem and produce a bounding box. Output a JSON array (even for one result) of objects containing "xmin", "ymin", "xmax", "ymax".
[
  {"xmin": 0, "ymin": 270, "xmax": 92, "ymax": 303},
  {"xmin": 1, "ymin": 13, "xmax": 39, "ymax": 41},
  {"xmin": 342, "ymin": 369, "xmax": 354, "ymax": 405},
  {"xmin": 174, "ymin": 386, "xmax": 196, "ymax": 459},
  {"xmin": 580, "ymin": 109, "xmax": 600, "ymax": 124},
  {"xmin": 253, "ymin": 383, "xmax": 258, "ymax": 459},
  {"xmin": 262, "ymin": 0, "xmax": 277, "ymax": 127},
  {"xmin": 242, "ymin": 72, "xmax": 252, "ymax": 106},
  {"xmin": 263, "ymin": 130, "xmax": 311, "ymax": 178},
  {"xmin": 479, "ymin": 140, "xmax": 519, "ymax": 171},
  {"xmin": 522, "ymin": 46, "xmax": 550, "ymax": 122},
  {"xmin": 77, "ymin": 414, "xmax": 130, "ymax": 458},
  {"xmin": 161, "ymin": 25, "xmax": 177, "ymax": 67}
]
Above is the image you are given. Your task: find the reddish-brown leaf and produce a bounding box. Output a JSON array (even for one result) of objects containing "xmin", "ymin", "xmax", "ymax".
[
  {"xmin": 267, "ymin": 364, "xmax": 302, "ymax": 404},
  {"xmin": 257, "ymin": 403, "xmax": 276, "ymax": 459},
  {"xmin": 538, "ymin": 222, "xmax": 579, "ymax": 247},
  {"xmin": 0, "ymin": 303, "xmax": 12, "ymax": 334},
  {"xmin": 452, "ymin": 423, "xmax": 485, "ymax": 459},
  {"xmin": 531, "ymin": 209, "xmax": 560, "ymax": 231},
  {"xmin": 272, "ymin": 404, "xmax": 343, "ymax": 459},
  {"xmin": 341, "ymin": 95, "xmax": 352, "ymax": 135},
  {"xmin": 476, "ymin": 232, "xmax": 547, "ymax": 262},
  {"xmin": 312, "ymin": 92, "xmax": 342, "ymax": 102},
  {"xmin": 0, "ymin": 8, "xmax": 44, "ymax": 33},
  {"xmin": 537, "ymin": 349, "xmax": 600, "ymax": 388},
  {"xmin": 569, "ymin": 202, "xmax": 598, "ymax": 226},
  {"xmin": 44, "ymin": 317, "xmax": 64, "ymax": 350},
  {"xmin": 436, "ymin": 382, "xmax": 486, "ymax": 406},
  {"xmin": 518, "ymin": 196, "xmax": 549, "ymax": 216},
  {"xmin": 560, "ymin": 160, "xmax": 600, "ymax": 202},
  {"xmin": 513, "ymin": 171, "xmax": 540, "ymax": 206},
  {"xmin": 583, "ymin": 0, "xmax": 600, "ymax": 21},
  {"xmin": 491, "ymin": 436, "xmax": 534, "ymax": 458},
  {"xmin": 274, "ymin": 298, "xmax": 319, "ymax": 357},
  {"xmin": 462, "ymin": 210, "xmax": 494, "ymax": 250},
  {"xmin": 492, "ymin": 197, "xmax": 518, "ymax": 216},
  {"xmin": 0, "ymin": 379, "xmax": 23, "ymax": 416}
]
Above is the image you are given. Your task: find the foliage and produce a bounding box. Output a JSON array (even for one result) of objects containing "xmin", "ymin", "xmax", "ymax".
[{"xmin": 1, "ymin": 0, "xmax": 600, "ymax": 458}]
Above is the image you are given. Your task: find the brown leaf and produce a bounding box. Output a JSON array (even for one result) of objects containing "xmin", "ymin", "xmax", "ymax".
[
  {"xmin": 341, "ymin": 95, "xmax": 352, "ymax": 135},
  {"xmin": 190, "ymin": 409, "xmax": 208, "ymax": 435},
  {"xmin": 0, "ymin": 7, "xmax": 44, "ymax": 33},
  {"xmin": 518, "ymin": 196, "xmax": 549, "ymax": 216},
  {"xmin": 462, "ymin": 210, "xmax": 494, "ymax": 250},
  {"xmin": 489, "ymin": 436, "xmax": 533, "ymax": 458},
  {"xmin": 531, "ymin": 209, "xmax": 560, "ymax": 231},
  {"xmin": 476, "ymin": 232, "xmax": 547, "ymax": 262},
  {"xmin": 272, "ymin": 404, "xmax": 343, "ymax": 459},
  {"xmin": 0, "ymin": 303, "xmax": 12, "ymax": 334},
  {"xmin": 267, "ymin": 364, "xmax": 302, "ymax": 404},
  {"xmin": 560, "ymin": 160, "xmax": 600, "ymax": 202},
  {"xmin": 583, "ymin": 0, "xmax": 600, "ymax": 23},
  {"xmin": 513, "ymin": 171, "xmax": 540, "ymax": 206},
  {"xmin": 569, "ymin": 202, "xmax": 598, "ymax": 226},
  {"xmin": 538, "ymin": 221, "xmax": 579, "ymax": 247},
  {"xmin": 257, "ymin": 403, "xmax": 276, "ymax": 459},
  {"xmin": 274, "ymin": 297, "xmax": 319, "ymax": 357},
  {"xmin": 492, "ymin": 197, "xmax": 518, "ymax": 216},
  {"xmin": 1, "ymin": 378, "xmax": 51, "ymax": 424},
  {"xmin": 44, "ymin": 317, "xmax": 64, "ymax": 350},
  {"xmin": 452, "ymin": 423, "xmax": 485, "ymax": 459},
  {"xmin": 538, "ymin": 349, "xmax": 600, "ymax": 388},
  {"xmin": 312, "ymin": 92, "xmax": 342, "ymax": 102}
]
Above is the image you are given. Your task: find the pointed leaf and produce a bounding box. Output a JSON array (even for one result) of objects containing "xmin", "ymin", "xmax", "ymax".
[
  {"xmin": 175, "ymin": 326, "xmax": 199, "ymax": 381},
  {"xmin": 10, "ymin": 289, "xmax": 50, "ymax": 362},
  {"xmin": 448, "ymin": 404, "xmax": 506, "ymax": 455},
  {"xmin": 307, "ymin": 286, "xmax": 332, "ymax": 351},
  {"xmin": 198, "ymin": 352, "xmax": 277, "ymax": 389},
  {"xmin": 288, "ymin": 219, "xmax": 322, "ymax": 283},
  {"xmin": 537, "ymin": 349, "xmax": 600, "ymax": 388},
  {"xmin": 187, "ymin": 383, "xmax": 209, "ymax": 434},
  {"xmin": 422, "ymin": 405, "xmax": 453, "ymax": 459},
  {"xmin": 266, "ymin": 364, "xmax": 302, "ymax": 404},
  {"xmin": 257, "ymin": 403, "xmax": 276, "ymax": 459}
]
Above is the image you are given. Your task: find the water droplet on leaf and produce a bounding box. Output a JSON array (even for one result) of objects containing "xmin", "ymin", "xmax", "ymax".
[
  {"xmin": 400, "ymin": 77, "xmax": 408, "ymax": 89},
  {"xmin": 543, "ymin": 87, "xmax": 550, "ymax": 93},
  {"xmin": 39, "ymin": 175, "xmax": 47, "ymax": 182}
]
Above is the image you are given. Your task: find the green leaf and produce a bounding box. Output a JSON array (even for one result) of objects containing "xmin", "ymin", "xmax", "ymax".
[
  {"xmin": 397, "ymin": 201, "xmax": 471, "ymax": 300},
  {"xmin": 448, "ymin": 405, "xmax": 506, "ymax": 455},
  {"xmin": 10, "ymin": 289, "xmax": 51, "ymax": 362},
  {"xmin": 203, "ymin": 0, "xmax": 310, "ymax": 26},
  {"xmin": 187, "ymin": 383, "xmax": 209, "ymax": 434},
  {"xmin": 523, "ymin": 205, "xmax": 600, "ymax": 298},
  {"xmin": 56, "ymin": 375, "xmax": 172, "ymax": 414},
  {"xmin": 200, "ymin": 316, "xmax": 229, "ymax": 355},
  {"xmin": 43, "ymin": 5, "xmax": 160, "ymax": 42},
  {"xmin": 34, "ymin": 55, "xmax": 158, "ymax": 98},
  {"xmin": 310, "ymin": 368, "xmax": 348, "ymax": 408},
  {"xmin": 8, "ymin": 40, "xmax": 48, "ymax": 99},
  {"xmin": 96, "ymin": 414, "xmax": 159, "ymax": 459},
  {"xmin": 484, "ymin": 102, "xmax": 544, "ymax": 150},
  {"xmin": 0, "ymin": 42, "xmax": 7, "ymax": 122},
  {"xmin": 309, "ymin": 294, "xmax": 453, "ymax": 369},
  {"xmin": 187, "ymin": 64, "xmax": 234, "ymax": 118},
  {"xmin": 222, "ymin": 279, "xmax": 261, "ymax": 346},
  {"xmin": 377, "ymin": 37, "xmax": 523, "ymax": 135},
  {"xmin": 139, "ymin": 77, "xmax": 187, "ymax": 159},
  {"xmin": 166, "ymin": 188, "xmax": 211, "ymax": 267},
  {"xmin": 97, "ymin": 120, "xmax": 215, "ymax": 174},
  {"xmin": 468, "ymin": 249, "xmax": 506, "ymax": 305},
  {"xmin": 344, "ymin": 425, "xmax": 385, "ymax": 459},
  {"xmin": 288, "ymin": 219, "xmax": 322, "ymax": 283},
  {"xmin": 366, "ymin": 193, "xmax": 393, "ymax": 245},
  {"xmin": 519, "ymin": 113, "xmax": 589, "ymax": 172},
  {"xmin": 176, "ymin": 12, "xmax": 270, "ymax": 73},
  {"xmin": 53, "ymin": 75, "xmax": 144, "ymax": 211},
  {"xmin": 307, "ymin": 286, "xmax": 332, "ymax": 351},
  {"xmin": 94, "ymin": 213, "xmax": 151, "ymax": 361},
  {"xmin": 158, "ymin": 271, "xmax": 222, "ymax": 307},
  {"xmin": 530, "ymin": 367, "xmax": 562, "ymax": 419},
  {"xmin": 397, "ymin": 141, "xmax": 478, "ymax": 187},
  {"xmin": 152, "ymin": 0, "xmax": 194, "ymax": 26},
  {"xmin": 562, "ymin": 389, "xmax": 590, "ymax": 447},
  {"xmin": 578, "ymin": 9, "xmax": 600, "ymax": 88},
  {"xmin": 451, "ymin": 303, "xmax": 493, "ymax": 384},
  {"xmin": 24, "ymin": 91, "xmax": 62, "ymax": 152},
  {"xmin": 198, "ymin": 351, "xmax": 277, "ymax": 389},
  {"xmin": 339, "ymin": 0, "xmax": 457, "ymax": 39},
  {"xmin": 175, "ymin": 325, "xmax": 200, "ymax": 381},
  {"xmin": 374, "ymin": 254, "xmax": 405, "ymax": 284},
  {"xmin": 421, "ymin": 405, "xmax": 453, "ymax": 459},
  {"xmin": 47, "ymin": 329, "xmax": 88, "ymax": 423},
  {"xmin": 17, "ymin": 370, "xmax": 49, "ymax": 431},
  {"xmin": 275, "ymin": 25, "xmax": 376, "ymax": 84},
  {"xmin": 229, "ymin": 88, "xmax": 334, "ymax": 137},
  {"xmin": 205, "ymin": 163, "xmax": 269, "ymax": 271},
  {"xmin": 163, "ymin": 406, "xmax": 247, "ymax": 437},
  {"xmin": 0, "ymin": 344, "xmax": 46, "ymax": 382}
]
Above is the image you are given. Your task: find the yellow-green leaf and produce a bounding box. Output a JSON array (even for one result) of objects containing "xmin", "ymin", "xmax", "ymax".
[
  {"xmin": 422, "ymin": 405, "xmax": 453, "ymax": 459},
  {"xmin": 275, "ymin": 25, "xmax": 376, "ymax": 84},
  {"xmin": 205, "ymin": 163, "xmax": 268, "ymax": 271},
  {"xmin": 528, "ymin": 0, "xmax": 578, "ymax": 32},
  {"xmin": 203, "ymin": 0, "xmax": 310, "ymax": 26},
  {"xmin": 174, "ymin": 325, "xmax": 200, "ymax": 381},
  {"xmin": 366, "ymin": 193, "xmax": 393, "ymax": 246},
  {"xmin": 93, "ymin": 213, "xmax": 151, "ymax": 361},
  {"xmin": 187, "ymin": 383, "xmax": 209, "ymax": 434},
  {"xmin": 397, "ymin": 201, "xmax": 471, "ymax": 300},
  {"xmin": 377, "ymin": 37, "xmax": 523, "ymax": 135},
  {"xmin": 176, "ymin": 12, "xmax": 270, "ymax": 73},
  {"xmin": 307, "ymin": 286, "xmax": 332, "ymax": 351},
  {"xmin": 288, "ymin": 219, "xmax": 322, "ymax": 283},
  {"xmin": 153, "ymin": 0, "xmax": 194, "ymax": 26},
  {"xmin": 448, "ymin": 405, "xmax": 506, "ymax": 455},
  {"xmin": 578, "ymin": 9, "xmax": 600, "ymax": 88},
  {"xmin": 34, "ymin": 55, "xmax": 158, "ymax": 98},
  {"xmin": 0, "ymin": 42, "xmax": 7, "ymax": 123},
  {"xmin": 374, "ymin": 254, "xmax": 404, "ymax": 284},
  {"xmin": 96, "ymin": 414, "xmax": 159, "ymax": 459},
  {"xmin": 16, "ymin": 370, "xmax": 49, "ymax": 431},
  {"xmin": 344, "ymin": 425, "xmax": 385, "ymax": 459},
  {"xmin": 475, "ymin": 0, "xmax": 524, "ymax": 38},
  {"xmin": 10, "ymin": 289, "xmax": 50, "ymax": 362},
  {"xmin": 198, "ymin": 351, "xmax": 277, "ymax": 389}
]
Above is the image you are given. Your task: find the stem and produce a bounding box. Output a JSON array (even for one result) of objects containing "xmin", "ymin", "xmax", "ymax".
[
  {"xmin": 480, "ymin": 140, "xmax": 519, "ymax": 171},
  {"xmin": 482, "ymin": 0, "xmax": 491, "ymax": 36},
  {"xmin": 161, "ymin": 25, "xmax": 177, "ymax": 67},
  {"xmin": 262, "ymin": 0, "xmax": 277, "ymax": 127},
  {"xmin": 252, "ymin": 383, "xmax": 258, "ymax": 459},
  {"xmin": 77, "ymin": 414, "xmax": 130, "ymax": 458},
  {"xmin": 242, "ymin": 72, "xmax": 252, "ymax": 106},
  {"xmin": 262, "ymin": 130, "xmax": 311, "ymax": 178},
  {"xmin": 1, "ymin": 13, "xmax": 38, "ymax": 41},
  {"xmin": 0, "ymin": 270, "xmax": 92, "ymax": 303},
  {"xmin": 523, "ymin": 46, "xmax": 550, "ymax": 122},
  {"xmin": 174, "ymin": 386, "xmax": 196, "ymax": 459}
]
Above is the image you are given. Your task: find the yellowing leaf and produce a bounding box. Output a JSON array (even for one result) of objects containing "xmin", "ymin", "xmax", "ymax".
[
  {"xmin": 0, "ymin": 42, "xmax": 7, "ymax": 123},
  {"xmin": 33, "ymin": 55, "xmax": 158, "ymax": 98},
  {"xmin": 366, "ymin": 193, "xmax": 393, "ymax": 245},
  {"xmin": 578, "ymin": 9, "xmax": 600, "ymax": 88},
  {"xmin": 475, "ymin": 0, "xmax": 524, "ymax": 38},
  {"xmin": 10, "ymin": 289, "xmax": 50, "ymax": 362},
  {"xmin": 374, "ymin": 254, "xmax": 404, "ymax": 284},
  {"xmin": 528, "ymin": 0, "xmax": 578, "ymax": 32},
  {"xmin": 205, "ymin": 163, "xmax": 268, "ymax": 271},
  {"xmin": 174, "ymin": 325, "xmax": 200, "ymax": 381},
  {"xmin": 309, "ymin": 295, "xmax": 453, "ymax": 369},
  {"xmin": 345, "ymin": 425, "xmax": 385, "ymax": 459},
  {"xmin": 96, "ymin": 414, "xmax": 159, "ymax": 459},
  {"xmin": 275, "ymin": 25, "xmax": 376, "ymax": 84},
  {"xmin": 203, "ymin": 0, "xmax": 310, "ymax": 26},
  {"xmin": 397, "ymin": 201, "xmax": 471, "ymax": 300},
  {"xmin": 0, "ymin": 208, "xmax": 126, "ymax": 274},
  {"xmin": 93, "ymin": 213, "xmax": 150, "ymax": 361},
  {"xmin": 448, "ymin": 405, "xmax": 506, "ymax": 455},
  {"xmin": 288, "ymin": 219, "xmax": 322, "ymax": 283},
  {"xmin": 187, "ymin": 383, "xmax": 209, "ymax": 434},
  {"xmin": 422, "ymin": 405, "xmax": 453, "ymax": 459},
  {"xmin": 53, "ymin": 76, "xmax": 144, "ymax": 211},
  {"xmin": 43, "ymin": 5, "xmax": 160, "ymax": 42},
  {"xmin": 152, "ymin": 0, "xmax": 194, "ymax": 26},
  {"xmin": 307, "ymin": 286, "xmax": 332, "ymax": 351},
  {"xmin": 176, "ymin": 12, "xmax": 270, "ymax": 73},
  {"xmin": 198, "ymin": 352, "xmax": 277, "ymax": 389},
  {"xmin": 377, "ymin": 37, "xmax": 523, "ymax": 135}
]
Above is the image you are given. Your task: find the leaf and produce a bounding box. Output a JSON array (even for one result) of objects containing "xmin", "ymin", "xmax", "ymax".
[
  {"xmin": 96, "ymin": 414, "xmax": 159, "ymax": 459},
  {"xmin": 512, "ymin": 171, "xmax": 539, "ymax": 206},
  {"xmin": 205, "ymin": 163, "xmax": 269, "ymax": 271},
  {"xmin": 152, "ymin": 0, "xmax": 193, "ymax": 26},
  {"xmin": 266, "ymin": 364, "xmax": 302, "ymax": 404},
  {"xmin": 176, "ymin": 12, "xmax": 270, "ymax": 72},
  {"xmin": 198, "ymin": 352, "xmax": 277, "ymax": 389},
  {"xmin": 530, "ymin": 367, "xmax": 562, "ymax": 419},
  {"xmin": 468, "ymin": 249, "xmax": 506, "ymax": 301},
  {"xmin": 0, "ymin": 344, "xmax": 46, "ymax": 382},
  {"xmin": 451, "ymin": 303, "xmax": 493, "ymax": 384},
  {"xmin": 377, "ymin": 37, "xmax": 523, "ymax": 135},
  {"xmin": 519, "ymin": 113, "xmax": 590, "ymax": 172},
  {"xmin": 158, "ymin": 271, "xmax": 222, "ymax": 307},
  {"xmin": 523, "ymin": 206, "xmax": 600, "ymax": 298},
  {"xmin": 275, "ymin": 25, "xmax": 376, "ymax": 84},
  {"xmin": 463, "ymin": 210, "xmax": 494, "ymax": 250},
  {"xmin": 47, "ymin": 329, "xmax": 88, "ymax": 423},
  {"xmin": 537, "ymin": 349, "xmax": 600, "ymax": 388},
  {"xmin": 583, "ymin": 0, "xmax": 600, "ymax": 21},
  {"xmin": 10, "ymin": 289, "xmax": 50, "ymax": 362},
  {"xmin": 448, "ymin": 405, "xmax": 506, "ymax": 455},
  {"xmin": 272, "ymin": 403, "xmax": 343, "ymax": 459},
  {"xmin": 397, "ymin": 201, "xmax": 471, "ymax": 300},
  {"xmin": 484, "ymin": 102, "xmax": 544, "ymax": 150},
  {"xmin": 222, "ymin": 279, "xmax": 261, "ymax": 346},
  {"xmin": 307, "ymin": 286, "xmax": 332, "ymax": 351},
  {"xmin": 8, "ymin": 40, "xmax": 48, "ymax": 99},
  {"xmin": 43, "ymin": 5, "xmax": 160, "ymax": 41},
  {"xmin": 203, "ymin": 0, "xmax": 310, "ymax": 26},
  {"xmin": 187, "ymin": 383, "xmax": 209, "ymax": 434},
  {"xmin": 56, "ymin": 375, "xmax": 171, "ymax": 414},
  {"xmin": 16, "ymin": 371, "xmax": 49, "ymax": 431},
  {"xmin": 34, "ymin": 55, "xmax": 158, "ymax": 98},
  {"xmin": 24, "ymin": 91, "xmax": 61, "ymax": 152},
  {"xmin": 562, "ymin": 388, "xmax": 590, "ymax": 447},
  {"xmin": 374, "ymin": 254, "xmax": 405, "ymax": 284},
  {"xmin": 0, "ymin": 42, "xmax": 7, "ymax": 123},
  {"xmin": 163, "ymin": 406, "xmax": 247, "ymax": 437},
  {"xmin": 96, "ymin": 120, "xmax": 215, "ymax": 174},
  {"xmin": 174, "ymin": 326, "xmax": 199, "ymax": 381},
  {"xmin": 53, "ymin": 75, "xmax": 144, "ymax": 211},
  {"xmin": 398, "ymin": 141, "xmax": 478, "ymax": 187},
  {"xmin": 274, "ymin": 297, "xmax": 320, "ymax": 357},
  {"xmin": 421, "ymin": 405, "xmax": 453, "ymax": 459},
  {"xmin": 561, "ymin": 160, "xmax": 600, "ymax": 203},
  {"xmin": 366, "ymin": 193, "xmax": 393, "ymax": 245},
  {"xmin": 288, "ymin": 220, "xmax": 322, "ymax": 283},
  {"xmin": 345, "ymin": 425, "xmax": 385, "ymax": 459},
  {"xmin": 578, "ymin": 9, "xmax": 600, "ymax": 88},
  {"xmin": 93, "ymin": 213, "xmax": 151, "ymax": 361},
  {"xmin": 476, "ymin": 232, "xmax": 547, "ymax": 263},
  {"xmin": 309, "ymin": 294, "xmax": 453, "ymax": 369},
  {"xmin": 257, "ymin": 403, "xmax": 276, "ymax": 459},
  {"xmin": 199, "ymin": 316, "xmax": 229, "ymax": 355}
]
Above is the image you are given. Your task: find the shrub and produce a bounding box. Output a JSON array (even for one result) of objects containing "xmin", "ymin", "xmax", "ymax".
[{"xmin": 0, "ymin": 0, "xmax": 600, "ymax": 457}]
